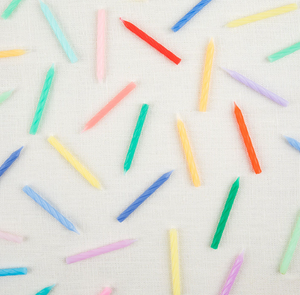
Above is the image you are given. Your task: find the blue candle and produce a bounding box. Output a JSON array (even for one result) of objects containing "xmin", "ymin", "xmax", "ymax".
[
  {"xmin": 35, "ymin": 285, "xmax": 55, "ymax": 295},
  {"xmin": 23, "ymin": 186, "xmax": 79, "ymax": 234},
  {"xmin": 0, "ymin": 146, "xmax": 23, "ymax": 178},
  {"xmin": 0, "ymin": 267, "xmax": 27, "ymax": 276},
  {"xmin": 117, "ymin": 170, "xmax": 173, "ymax": 222},
  {"xmin": 285, "ymin": 136, "xmax": 300, "ymax": 152}
]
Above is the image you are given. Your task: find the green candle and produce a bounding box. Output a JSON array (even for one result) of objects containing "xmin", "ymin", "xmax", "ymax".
[
  {"xmin": 211, "ymin": 177, "xmax": 240, "ymax": 249},
  {"xmin": 0, "ymin": 90, "xmax": 13, "ymax": 104},
  {"xmin": 124, "ymin": 104, "xmax": 149, "ymax": 173},
  {"xmin": 2, "ymin": 0, "xmax": 24, "ymax": 19}
]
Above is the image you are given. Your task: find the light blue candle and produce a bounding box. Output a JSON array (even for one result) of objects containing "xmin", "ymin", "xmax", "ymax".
[
  {"xmin": 0, "ymin": 147, "xmax": 23, "ymax": 178},
  {"xmin": 0, "ymin": 267, "xmax": 27, "ymax": 276},
  {"xmin": 285, "ymin": 136, "xmax": 300, "ymax": 152},
  {"xmin": 35, "ymin": 285, "xmax": 55, "ymax": 295}
]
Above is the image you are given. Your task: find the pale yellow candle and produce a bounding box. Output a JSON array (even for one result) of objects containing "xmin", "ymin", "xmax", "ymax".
[
  {"xmin": 170, "ymin": 229, "xmax": 180, "ymax": 295},
  {"xmin": 0, "ymin": 49, "xmax": 26, "ymax": 58},
  {"xmin": 227, "ymin": 3, "xmax": 298, "ymax": 28},
  {"xmin": 177, "ymin": 118, "xmax": 201, "ymax": 187},
  {"xmin": 48, "ymin": 136, "xmax": 101, "ymax": 189},
  {"xmin": 199, "ymin": 39, "xmax": 214, "ymax": 112}
]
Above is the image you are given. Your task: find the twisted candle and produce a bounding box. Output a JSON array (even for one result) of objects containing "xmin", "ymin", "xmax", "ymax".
[
  {"xmin": 0, "ymin": 267, "xmax": 27, "ymax": 276},
  {"xmin": 234, "ymin": 103, "xmax": 262, "ymax": 174},
  {"xmin": 0, "ymin": 49, "xmax": 26, "ymax": 58},
  {"xmin": 48, "ymin": 136, "xmax": 101, "ymax": 189},
  {"xmin": 124, "ymin": 104, "xmax": 149, "ymax": 173},
  {"xmin": 280, "ymin": 214, "xmax": 300, "ymax": 274},
  {"xmin": 23, "ymin": 186, "xmax": 79, "ymax": 234},
  {"xmin": 0, "ymin": 230, "xmax": 23, "ymax": 243},
  {"xmin": 285, "ymin": 136, "xmax": 300, "ymax": 152},
  {"xmin": 66, "ymin": 239, "xmax": 136, "ymax": 264},
  {"xmin": 99, "ymin": 287, "xmax": 112, "ymax": 295},
  {"xmin": 120, "ymin": 18, "xmax": 181, "ymax": 65},
  {"xmin": 172, "ymin": 0, "xmax": 213, "ymax": 32},
  {"xmin": 222, "ymin": 68, "xmax": 288, "ymax": 107},
  {"xmin": 220, "ymin": 251, "xmax": 244, "ymax": 295},
  {"xmin": 177, "ymin": 118, "xmax": 200, "ymax": 187},
  {"xmin": 199, "ymin": 39, "xmax": 214, "ymax": 112},
  {"xmin": 117, "ymin": 170, "xmax": 173, "ymax": 222},
  {"xmin": 30, "ymin": 65, "xmax": 55, "ymax": 135},
  {"xmin": 39, "ymin": 1, "xmax": 78, "ymax": 63},
  {"xmin": 97, "ymin": 10, "xmax": 106, "ymax": 81},
  {"xmin": 36, "ymin": 285, "xmax": 55, "ymax": 295},
  {"xmin": 211, "ymin": 177, "xmax": 240, "ymax": 249},
  {"xmin": 0, "ymin": 147, "xmax": 23, "ymax": 178},
  {"xmin": 268, "ymin": 41, "xmax": 300, "ymax": 62},
  {"xmin": 0, "ymin": 90, "xmax": 13, "ymax": 104},
  {"xmin": 227, "ymin": 4, "xmax": 297, "ymax": 28},
  {"xmin": 170, "ymin": 229, "xmax": 180, "ymax": 295},
  {"xmin": 2, "ymin": 0, "xmax": 24, "ymax": 19}
]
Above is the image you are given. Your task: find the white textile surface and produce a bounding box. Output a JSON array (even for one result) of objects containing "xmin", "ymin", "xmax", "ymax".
[{"xmin": 0, "ymin": 0, "xmax": 300, "ymax": 294}]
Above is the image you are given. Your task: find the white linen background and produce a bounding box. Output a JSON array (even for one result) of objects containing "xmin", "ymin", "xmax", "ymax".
[{"xmin": 0, "ymin": 0, "xmax": 299, "ymax": 294}]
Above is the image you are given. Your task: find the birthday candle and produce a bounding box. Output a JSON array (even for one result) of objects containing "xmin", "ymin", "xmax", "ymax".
[
  {"xmin": 39, "ymin": 1, "xmax": 78, "ymax": 63},
  {"xmin": 211, "ymin": 177, "xmax": 240, "ymax": 249},
  {"xmin": 97, "ymin": 10, "xmax": 106, "ymax": 81},
  {"xmin": 280, "ymin": 214, "xmax": 300, "ymax": 274},
  {"xmin": 0, "ymin": 90, "xmax": 13, "ymax": 104},
  {"xmin": 268, "ymin": 41, "xmax": 300, "ymax": 62},
  {"xmin": 35, "ymin": 285, "xmax": 55, "ymax": 295},
  {"xmin": 0, "ymin": 147, "xmax": 23, "ymax": 178},
  {"xmin": 170, "ymin": 229, "xmax": 180, "ymax": 295},
  {"xmin": 227, "ymin": 4, "xmax": 297, "ymax": 28},
  {"xmin": 117, "ymin": 171, "xmax": 173, "ymax": 222},
  {"xmin": 220, "ymin": 251, "xmax": 244, "ymax": 295},
  {"xmin": 30, "ymin": 65, "xmax": 55, "ymax": 135},
  {"xmin": 120, "ymin": 18, "xmax": 181, "ymax": 65},
  {"xmin": 124, "ymin": 104, "xmax": 149, "ymax": 173},
  {"xmin": 0, "ymin": 230, "xmax": 23, "ymax": 243},
  {"xmin": 2, "ymin": 0, "xmax": 24, "ymax": 19},
  {"xmin": 83, "ymin": 82, "xmax": 136, "ymax": 132},
  {"xmin": 222, "ymin": 68, "xmax": 288, "ymax": 107},
  {"xmin": 285, "ymin": 136, "xmax": 300, "ymax": 152},
  {"xmin": 99, "ymin": 287, "xmax": 112, "ymax": 295},
  {"xmin": 172, "ymin": 0, "xmax": 213, "ymax": 32},
  {"xmin": 23, "ymin": 186, "xmax": 79, "ymax": 234},
  {"xmin": 0, "ymin": 49, "xmax": 26, "ymax": 58},
  {"xmin": 177, "ymin": 118, "xmax": 200, "ymax": 187},
  {"xmin": 48, "ymin": 136, "xmax": 101, "ymax": 189},
  {"xmin": 199, "ymin": 39, "xmax": 214, "ymax": 112},
  {"xmin": 0, "ymin": 267, "xmax": 27, "ymax": 276},
  {"xmin": 66, "ymin": 239, "xmax": 136, "ymax": 264},
  {"xmin": 234, "ymin": 103, "xmax": 262, "ymax": 174}
]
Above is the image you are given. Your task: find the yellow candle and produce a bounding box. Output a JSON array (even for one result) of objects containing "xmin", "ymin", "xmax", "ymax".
[
  {"xmin": 199, "ymin": 39, "xmax": 214, "ymax": 112},
  {"xmin": 227, "ymin": 3, "xmax": 298, "ymax": 28},
  {"xmin": 177, "ymin": 118, "xmax": 201, "ymax": 187},
  {"xmin": 48, "ymin": 136, "xmax": 101, "ymax": 189},
  {"xmin": 0, "ymin": 49, "xmax": 26, "ymax": 58},
  {"xmin": 170, "ymin": 229, "xmax": 180, "ymax": 295}
]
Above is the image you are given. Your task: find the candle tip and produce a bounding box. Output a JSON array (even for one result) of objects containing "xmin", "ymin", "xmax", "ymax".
[
  {"xmin": 120, "ymin": 17, "xmax": 124, "ymax": 23},
  {"xmin": 81, "ymin": 126, "xmax": 89, "ymax": 133}
]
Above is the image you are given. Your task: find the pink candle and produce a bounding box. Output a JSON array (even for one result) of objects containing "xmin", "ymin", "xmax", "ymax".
[
  {"xmin": 99, "ymin": 287, "xmax": 112, "ymax": 295},
  {"xmin": 0, "ymin": 230, "xmax": 23, "ymax": 243},
  {"xmin": 97, "ymin": 10, "xmax": 105, "ymax": 81}
]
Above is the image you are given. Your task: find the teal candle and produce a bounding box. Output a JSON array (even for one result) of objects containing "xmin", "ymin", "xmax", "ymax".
[
  {"xmin": 2, "ymin": 0, "xmax": 24, "ymax": 19},
  {"xmin": 35, "ymin": 285, "xmax": 55, "ymax": 295},
  {"xmin": 0, "ymin": 267, "xmax": 27, "ymax": 276}
]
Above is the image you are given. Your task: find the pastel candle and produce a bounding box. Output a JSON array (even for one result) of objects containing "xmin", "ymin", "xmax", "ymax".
[
  {"xmin": 66, "ymin": 239, "xmax": 136, "ymax": 264},
  {"xmin": 280, "ymin": 214, "xmax": 300, "ymax": 274},
  {"xmin": 48, "ymin": 136, "xmax": 101, "ymax": 189},
  {"xmin": 97, "ymin": 10, "xmax": 106, "ymax": 81},
  {"xmin": 120, "ymin": 18, "xmax": 181, "ymax": 65},
  {"xmin": 0, "ymin": 230, "xmax": 23, "ymax": 243},
  {"xmin": 35, "ymin": 285, "xmax": 55, "ymax": 295},
  {"xmin": 211, "ymin": 177, "xmax": 240, "ymax": 249},
  {"xmin": 268, "ymin": 41, "xmax": 300, "ymax": 62},
  {"xmin": 124, "ymin": 104, "xmax": 149, "ymax": 173},
  {"xmin": 172, "ymin": 0, "xmax": 213, "ymax": 32},
  {"xmin": 0, "ymin": 90, "xmax": 14, "ymax": 104},
  {"xmin": 0, "ymin": 267, "xmax": 27, "ymax": 276},
  {"xmin": 177, "ymin": 118, "xmax": 200, "ymax": 187},
  {"xmin": 22, "ymin": 186, "xmax": 79, "ymax": 234},
  {"xmin": 99, "ymin": 287, "xmax": 112, "ymax": 295},
  {"xmin": 222, "ymin": 68, "xmax": 288, "ymax": 107},
  {"xmin": 227, "ymin": 4, "xmax": 298, "ymax": 28},
  {"xmin": 170, "ymin": 229, "xmax": 180, "ymax": 295},
  {"xmin": 285, "ymin": 136, "xmax": 300, "ymax": 152},
  {"xmin": 0, "ymin": 146, "xmax": 23, "ymax": 178},
  {"xmin": 199, "ymin": 39, "xmax": 214, "ymax": 112},
  {"xmin": 30, "ymin": 65, "xmax": 55, "ymax": 135},
  {"xmin": 117, "ymin": 170, "xmax": 173, "ymax": 222},
  {"xmin": 234, "ymin": 103, "xmax": 262, "ymax": 174},
  {"xmin": 39, "ymin": 0, "xmax": 78, "ymax": 63},
  {"xmin": 0, "ymin": 49, "xmax": 26, "ymax": 58},
  {"xmin": 83, "ymin": 82, "xmax": 136, "ymax": 132},
  {"xmin": 2, "ymin": 0, "xmax": 24, "ymax": 19},
  {"xmin": 220, "ymin": 251, "xmax": 244, "ymax": 295}
]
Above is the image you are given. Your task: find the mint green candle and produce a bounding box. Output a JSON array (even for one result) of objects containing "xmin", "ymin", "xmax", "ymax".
[
  {"xmin": 124, "ymin": 104, "xmax": 149, "ymax": 173},
  {"xmin": 35, "ymin": 285, "xmax": 55, "ymax": 295},
  {"xmin": 211, "ymin": 177, "xmax": 240, "ymax": 249},
  {"xmin": 0, "ymin": 90, "xmax": 13, "ymax": 104},
  {"xmin": 2, "ymin": 0, "xmax": 24, "ymax": 19}
]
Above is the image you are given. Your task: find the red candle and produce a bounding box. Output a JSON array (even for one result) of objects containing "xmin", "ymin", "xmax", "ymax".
[{"xmin": 120, "ymin": 18, "xmax": 181, "ymax": 65}]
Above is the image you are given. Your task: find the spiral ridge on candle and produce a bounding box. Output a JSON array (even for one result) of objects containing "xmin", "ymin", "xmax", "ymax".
[
  {"xmin": 170, "ymin": 229, "xmax": 180, "ymax": 295},
  {"xmin": 285, "ymin": 136, "xmax": 300, "ymax": 152},
  {"xmin": 0, "ymin": 49, "xmax": 26, "ymax": 58},
  {"xmin": 117, "ymin": 171, "xmax": 173, "ymax": 222},
  {"xmin": 2, "ymin": 0, "xmax": 23, "ymax": 19},
  {"xmin": 23, "ymin": 186, "xmax": 79, "ymax": 234},
  {"xmin": 172, "ymin": 0, "xmax": 213, "ymax": 32},
  {"xmin": 223, "ymin": 68, "xmax": 288, "ymax": 107},
  {"xmin": 36, "ymin": 285, "xmax": 55, "ymax": 295},
  {"xmin": 268, "ymin": 41, "xmax": 300, "ymax": 62},
  {"xmin": 97, "ymin": 10, "xmax": 106, "ymax": 81},
  {"xmin": 0, "ymin": 268, "xmax": 27, "ymax": 276},
  {"xmin": 0, "ymin": 230, "xmax": 23, "ymax": 243},
  {"xmin": 0, "ymin": 147, "xmax": 23, "ymax": 178}
]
